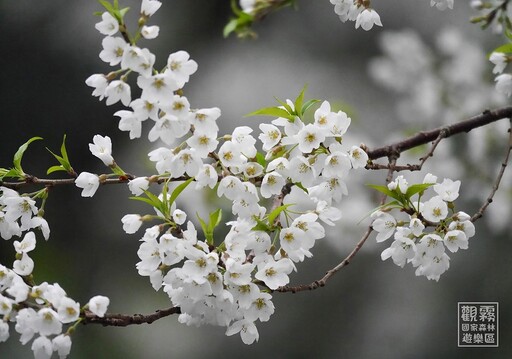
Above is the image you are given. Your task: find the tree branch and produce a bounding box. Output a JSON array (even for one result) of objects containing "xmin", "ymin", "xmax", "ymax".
[
  {"xmin": 82, "ymin": 306, "xmax": 181, "ymax": 327},
  {"xmin": 366, "ymin": 107, "xmax": 512, "ymax": 160}
]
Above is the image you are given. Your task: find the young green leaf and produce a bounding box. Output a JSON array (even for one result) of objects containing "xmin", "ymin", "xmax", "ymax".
[
  {"xmin": 294, "ymin": 85, "xmax": 307, "ymax": 117},
  {"xmin": 245, "ymin": 106, "xmax": 294, "ymax": 120},
  {"xmin": 367, "ymin": 184, "xmax": 402, "ymax": 202},
  {"xmin": 251, "ymin": 217, "xmax": 271, "ymax": 232},
  {"xmin": 405, "ymin": 183, "xmax": 435, "ymax": 198},
  {"xmin": 13, "ymin": 137, "xmax": 43, "ymax": 174},
  {"xmin": 267, "ymin": 203, "xmax": 294, "ymax": 226},
  {"xmin": 208, "ymin": 208, "xmax": 223, "ymax": 232},
  {"xmin": 255, "ymin": 152, "xmax": 267, "ymax": 167},
  {"xmin": 98, "ymin": 0, "xmax": 115, "ymax": 14},
  {"xmin": 169, "ymin": 177, "xmax": 195, "ymax": 206},
  {"xmin": 492, "ymin": 43, "xmax": 512, "ymax": 54},
  {"xmin": 301, "ymin": 99, "xmax": 321, "ymax": 116}
]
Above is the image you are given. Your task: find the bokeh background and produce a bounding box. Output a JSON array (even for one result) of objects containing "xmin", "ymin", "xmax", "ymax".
[{"xmin": 0, "ymin": 0, "xmax": 511, "ymax": 358}]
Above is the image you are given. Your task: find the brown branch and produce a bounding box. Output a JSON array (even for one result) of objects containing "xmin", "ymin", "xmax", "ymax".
[
  {"xmin": 366, "ymin": 107, "xmax": 512, "ymax": 160},
  {"xmin": 82, "ymin": 306, "xmax": 181, "ymax": 327},
  {"xmin": 471, "ymin": 121, "xmax": 512, "ymax": 222},
  {"xmin": 275, "ymin": 227, "xmax": 374, "ymax": 293}
]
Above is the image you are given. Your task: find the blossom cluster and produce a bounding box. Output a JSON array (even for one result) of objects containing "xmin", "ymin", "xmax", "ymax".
[
  {"xmin": 82, "ymin": 0, "xmax": 370, "ymax": 344},
  {"xmin": 119, "ymin": 97, "xmax": 368, "ymax": 343},
  {"xmin": 371, "ymin": 174, "xmax": 475, "ymax": 281},
  {"xmin": 329, "ymin": 0, "xmax": 382, "ymax": 31},
  {"xmin": 327, "ymin": 0, "xmax": 454, "ymax": 31},
  {"xmin": 0, "ymin": 187, "xmax": 110, "ymax": 358}
]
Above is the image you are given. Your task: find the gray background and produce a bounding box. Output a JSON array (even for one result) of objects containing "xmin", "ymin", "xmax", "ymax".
[{"xmin": 0, "ymin": 1, "xmax": 510, "ymax": 358}]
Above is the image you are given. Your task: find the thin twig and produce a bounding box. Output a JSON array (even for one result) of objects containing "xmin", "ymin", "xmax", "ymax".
[
  {"xmin": 276, "ymin": 156, "xmax": 399, "ymax": 294},
  {"xmin": 471, "ymin": 122, "xmax": 512, "ymax": 223},
  {"xmin": 82, "ymin": 306, "xmax": 181, "ymax": 327}
]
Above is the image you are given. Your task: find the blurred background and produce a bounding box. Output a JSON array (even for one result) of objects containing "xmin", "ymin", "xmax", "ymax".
[{"xmin": 0, "ymin": 0, "xmax": 510, "ymax": 358}]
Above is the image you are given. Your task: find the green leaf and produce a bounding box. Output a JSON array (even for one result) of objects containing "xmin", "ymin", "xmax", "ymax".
[
  {"xmin": 294, "ymin": 85, "xmax": 307, "ymax": 117},
  {"xmin": 223, "ymin": 18, "xmax": 239, "ymax": 38},
  {"xmin": 405, "ymin": 183, "xmax": 434, "ymax": 198},
  {"xmin": 169, "ymin": 177, "xmax": 195, "ymax": 206},
  {"xmin": 47, "ymin": 135, "xmax": 73, "ymax": 174},
  {"xmin": 129, "ymin": 196, "xmax": 158, "ymax": 207},
  {"xmin": 98, "ymin": 0, "xmax": 115, "ymax": 13},
  {"xmin": 13, "ymin": 137, "xmax": 43, "ymax": 174},
  {"xmin": 492, "ymin": 43, "xmax": 512, "ymax": 54},
  {"xmin": 274, "ymin": 97, "xmax": 294, "ymax": 115},
  {"xmin": 301, "ymin": 99, "xmax": 321, "ymax": 116},
  {"xmin": 267, "ymin": 203, "xmax": 294, "ymax": 226},
  {"xmin": 47, "ymin": 165, "xmax": 66, "ymax": 175},
  {"xmin": 0, "ymin": 168, "xmax": 22, "ymax": 180},
  {"xmin": 245, "ymin": 106, "xmax": 294, "ymax": 120},
  {"xmin": 208, "ymin": 209, "xmax": 223, "ymax": 232},
  {"xmin": 255, "ymin": 152, "xmax": 267, "ymax": 167},
  {"xmin": 251, "ymin": 217, "xmax": 271, "ymax": 232},
  {"xmin": 196, "ymin": 213, "xmax": 210, "ymax": 242},
  {"xmin": 367, "ymin": 184, "xmax": 402, "ymax": 202},
  {"xmin": 119, "ymin": 7, "xmax": 130, "ymax": 18}
]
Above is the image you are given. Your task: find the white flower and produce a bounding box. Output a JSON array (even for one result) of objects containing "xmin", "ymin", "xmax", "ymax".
[
  {"xmin": 166, "ymin": 51, "xmax": 198, "ymax": 86},
  {"xmin": 95, "ymin": 12, "xmax": 119, "ymax": 35},
  {"xmin": 172, "ymin": 209, "xmax": 187, "ymax": 225},
  {"xmin": 443, "ymin": 230, "xmax": 468, "ymax": 253},
  {"xmin": 13, "ymin": 231, "xmax": 36, "ymax": 254},
  {"xmin": 258, "ymin": 123, "xmax": 282, "ymax": 151},
  {"xmin": 121, "ymin": 214, "xmax": 143, "ymax": 234},
  {"xmin": 323, "ymin": 151, "xmax": 351, "ymax": 179},
  {"xmin": 348, "ymin": 146, "xmax": 368, "ymax": 169},
  {"xmin": 0, "ymin": 321, "xmax": 9, "ymax": 343},
  {"xmin": 85, "ymin": 74, "xmax": 108, "ymax": 100},
  {"xmin": 355, "ymin": 9, "xmax": 382, "ymax": 31},
  {"xmin": 99, "ymin": 36, "xmax": 127, "ymax": 66},
  {"xmin": 128, "ymin": 177, "xmax": 150, "ymax": 196},
  {"xmin": 116, "ymin": 110, "xmax": 144, "ymax": 139},
  {"xmin": 490, "ymin": 52, "xmax": 507, "ymax": 74},
  {"xmin": 315, "ymin": 200, "xmax": 342, "ymax": 226},
  {"xmin": 381, "ymin": 236, "xmax": 416, "ymax": 268},
  {"xmin": 421, "ymin": 196, "xmax": 448, "ymax": 222},
  {"xmin": 409, "ymin": 218, "xmax": 425, "ymax": 237},
  {"xmin": 255, "ymin": 258, "xmax": 294, "ymax": 290},
  {"xmin": 195, "ymin": 164, "xmax": 218, "ymax": 189},
  {"xmin": 245, "ymin": 292, "xmax": 275, "ymax": 322},
  {"xmin": 430, "ymin": 0, "xmax": 454, "ymax": 11},
  {"xmin": 138, "ymin": 73, "xmax": 179, "ymax": 104},
  {"xmin": 260, "ymin": 172, "xmax": 286, "ymax": 198},
  {"xmin": 387, "ymin": 175, "xmax": 409, "ymax": 193},
  {"xmin": 226, "ymin": 319, "xmax": 259, "ymax": 345},
  {"xmin": 141, "ymin": 0, "xmax": 162, "ymax": 17},
  {"xmin": 240, "ymin": 0, "xmax": 257, "ymax": 14},
  {"xmin": 186, "ymin": 129, "xmax": 219, "ymax": 158},
  {"xmin": 30, "ymin": 216, "xmax": 50, "ymax": 240},
  {"xmin": 89, "ymin": 135, "xmax": 114, "ymax": 166},
  {"xmin": 495, "ymin": 73, "xmax": 512, "ymax": 96},
  {"xmin": 14, "ymin": 308, "xmax": 37, "ymax": 344},
  {"xmin": 232, "ymin": 126, "xmax": 257, "ymax": 158},
  {"xmin": 31, "ymin": 335, "xmax": 53, "ymax": 359},
  {"xmin": 57, "ymin": 297, "xmax": 80, "ymax": 324},
  {"xmin": 423, "ymin": 173, "xmax": 438, "ymax": 184},
  {"xmin": 433, "ymin": 178, "xmax": 460, "ymax": 202},
  {"xmin": 371, "ymin": 212, "xmax": 396, "ymax": 242},
  {"xmin": 88, "ymin": 295, "xmax": 110, "ymax": 317},
  {"xmin": 141, "ymin": 25, "xmax": 160, "ymax": 39},
  {"xmin": 297, "ymin": 124, "xmax": 325, "ymax": 154},
  {"xmin": 105, "ymin": 80, "xmax": 131, "ymax": 106},
  {"xmin": 52, "ymin": 334, "xmax": 72, "ymax": 359},
  {"xmin": 13, "ymin": 253, "xmax": 34, "ymax": 276},
  {"xmin": 218, "ymin": 141, "xmax": 243, "ymax": 168},
  {"xmin": 36, "ymin": 308, "xmax": 62, "ymax": 336},
  {"xmin": 75, "ymin": 172, "xmax": 100, "ymax": 197}
]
